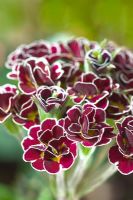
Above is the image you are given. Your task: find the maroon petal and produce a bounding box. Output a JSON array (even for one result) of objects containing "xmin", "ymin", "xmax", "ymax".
[
  {"xmin": 29, "ymin": 125, "xmax": 40, "ymax": 139},
  {"xmin": 44, "ymin": 160, "xmax": 60, "ymax": 174},
  {"xmin": 39, "ymin": 130, "xmax": 53, "ymax": 144},
  {"xmin": 31, "ymin": 158, "xmax": 45, "ymax": 171},
  {"xmin": 109, "ymin": 145, "xmax": 133, "ymax": 174},
  {"xmin": 23, "ymin": 147, "xmax": 43, "ymax": 161},
  {"xmin": 82, "ymin": 72, "xmax": 96, "ymax": 82},
  {"xmin": 69, "ymin": 123, "xmax": 81, "ymax": 133},
  {"xmin": 52, "ymin": 125, "xmax": 64, "ymax": 139},
  {"xmin": 18, "ymin": 65, "xmax": 36, "ymax": 94},
  {"xmin": 95, "ymin": 108, "xmax": 106, "ymax": 123},
  {"xmin": 60, "ymin": 153, "xmax": 74, "ymax": 169},
  {"xmin": 44, "ymin": 150, "xmax": 60, "ymax": 174},
  {"xmin": 67, "ymin": 107, "xmax": 81, "ymax": 122},
  {"xmin": 74, "ymin": 82, "xmax": 97, "ymax": 96},
  {"xmin": 41, "ymin": 118, "xmax": 56, "ymax": 131},
  {"xmin": 22, "ymin": 137, "xmax": 39, "ymax": 151}
]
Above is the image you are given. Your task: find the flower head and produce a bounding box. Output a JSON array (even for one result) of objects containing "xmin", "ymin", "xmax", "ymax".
[
  {"xmin": 106, "ymin": 92, "xmax": 130, "ymax": 120},
  {"xmin": 68, "ymin": 72, "xmax": 118, "ymax": 109},
  {"xmin": 0, "ymin": 84, "xmax": 17, "ymax": 122},
  {"xmin": 86, "ymin": 48, "xmax": 112, "ymax": 71},
  {"xmin": 12, "ymin": 94, "xmax": 40, "ymax": 129},
  {"xmin": 109, "ymin": 116, "xmax": 133, "ymax": 174},
  {"xmin": 112, "ymin": 49, "xmax": 133, "ymax": 94},
  {"xmin": 36, "ymin": 86, "xmax": 67, "ymax": 112},
  {"xmin": 64, "ymin": 103, "xmax": 115, "ymax": 147},
  {"xmin": 22, "ymin": 119, "xmax": 77, "ymax": 173}
]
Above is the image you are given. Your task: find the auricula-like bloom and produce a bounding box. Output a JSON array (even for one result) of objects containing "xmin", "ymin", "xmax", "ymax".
[
  {"xmin": 68, "ymin": 72, "xmax": 118, "ymax": 109},
  {"xmin": 112, "ymin": 49, "xmax": 133, "ymax": 95},
  {"xmin": 36, "ymin": 86, "xmax": 67, "ymax": 112},
  {"xmin": 86, "ymin": 47, "xmax": 112, "ymax": 71},
  {"xmin": 12, "ymin": 94, "xmax": 40, "ymax": 129},
  {"xmin": 0, "ymin": 84, "xmax": 17, "ymax": 122},
  {"xmin": 22, "ymin": 119, "xmax": 77, "ymax": 174},
  {"xmin": 18, "ymin": 57, "xmax": 63, "ymax": 94},
  {"xmin": 109, "ymin": 116, "xmax": 133, "ymax": 175},
  {"xmin": 64, "ymin": 103, "xmax": 115, "ymax": 147},
  {"xmin": 106, "ymin": 92, "xmax": 130, "ymax": 120}
]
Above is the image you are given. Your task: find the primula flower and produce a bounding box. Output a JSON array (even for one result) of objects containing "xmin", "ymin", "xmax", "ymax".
[
  {"xmin": 6, "ymin": 39, "xmax": 87, "ymax": 79},
  {"xmin": 86, "ymin": 47, "xmax": 112, "ymax": 71},
  {"xmin": 18, "ymin": 57, "xmax": 63, "ymax": 94},
  {"xmin": 22, "ymin": 119, "xmax": 77, "ymax": 173},
  {"xmin": 12, "ymin": 94, "xmax": 40, "ymax": 129},
  {"xmin": 109, "ymin": 116, "xmax": 133, "ymax": 174},
  {"xmin": 112, "ymin": 49, "xmax": 133, "ymax": 94},
  {"xmin": 64, "ymin": 103, "xmax": 115, "ymax": 147},
  {"xmin": 106, "ymin": 92, "xmax": 130, "ymax": 120},
  {"xmin": 36, "ymin": 86, "xmax": 67, "ymax": 112},
  {"xmin": 6, "ymin": 40, "xmax": 61, "ymax": 69},
  {"xmin": 68, "ymin": 72, "xmax": 118, "ymax": 109},
  {"xmin": 0, "ymin": 84, "xmax": 17, "ymax": 122}
]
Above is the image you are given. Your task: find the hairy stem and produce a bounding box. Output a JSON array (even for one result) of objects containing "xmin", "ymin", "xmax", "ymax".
[
  {"xmin": 56, "ymin": 170, "xmax": 66, "ymax": 200},
  {"xmin": 68, "ymin": 147, "xmax": 96, "ymax": 195}
]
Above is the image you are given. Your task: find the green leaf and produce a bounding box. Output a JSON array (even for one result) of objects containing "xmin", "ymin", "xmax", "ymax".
[
  {"xmin": 79, "ymin": 143, "xmax": 91, "ymax": 157},
  {"xmin": 0, "ymin": 184, "xmax": 15, "ymax": 200},
  {"xmin": 3, "ymin": 117, "xmax": 21, "ymax": 136},
  {"xmin": 106, "ymin": 118, "xmax": 118, "ymax": 134}
]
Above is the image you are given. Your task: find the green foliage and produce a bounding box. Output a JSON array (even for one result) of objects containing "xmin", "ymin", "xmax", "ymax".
[
  {"xmin": 0, "ymin": 0, "xmax": 133, "ymax": 48},
  {"xmin": 0, "ymin": 124, "xmax": 22, "ymax": 161},
  {"xmin": 0, "ymin": 184, "xmax": 15, "ymax": 200},
  {"xmin": 3, "ymin": 117, "xmax": 22, "ymax": 136}
]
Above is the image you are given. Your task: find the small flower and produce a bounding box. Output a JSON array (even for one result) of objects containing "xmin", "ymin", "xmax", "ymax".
[
  {"xmin": 0, "ymin": 84, "xmax": 17, "ymax": 122},
  {"xmin": 112, "ymin": 49, "xmax": 133, "ymax": 94},
  {"xmin": 18, "ymin": 57, "xmax": 63, "ymax": 94},
  {"xmin": 6, "ymin": 40, "xmax": 60, "ymax": 69},
  {"xmin": 86, "ymin": 48, "xmax": 112, "ymax": 71},
  {"xmin": 109, "ymin": 116, "xmax": 133, "ymax": 175},
  {"xmin": 60, "ymin": 39, "xmax": 86, "ymax": 62},
  {"xmin": 36, "ymin": 86, "xmax": 67, "ymax": 112},
  {"xmin": 64, "ymin": 104, "xmax": 115, "ymax": 147},
  {"xmin": 6, "ymin": 39, "xmax": 85, "ymax": 80},
  {"xmin": 12, "ymin": 94, "xmax": 40, "ymax": 129},
  {"xmin": 22, "ymin": 119, "xmax": 77, "ymax": 173},
  {"xmin": 68, "ymin": 72, "xmax": 118, "ymax": 109},
  {"xmin": 106, "ymin": 92, "xmax": 130, "ymax": 120}
]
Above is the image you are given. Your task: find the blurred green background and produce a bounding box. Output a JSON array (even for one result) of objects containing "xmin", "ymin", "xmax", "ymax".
[{"xmin": 0, "ymin": 0, "xmax": 133, "ymax": 200}]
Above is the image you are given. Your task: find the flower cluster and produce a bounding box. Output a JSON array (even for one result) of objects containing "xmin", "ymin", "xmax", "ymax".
[{"xmin": 1, "ymin": 38, "xmax": 133, "ymax": 175}]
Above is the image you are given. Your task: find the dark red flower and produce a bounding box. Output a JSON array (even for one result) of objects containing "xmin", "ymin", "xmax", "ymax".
[
  {"xmin": 6, "ymin": 39, "xmax": 85, "ymax": 79},
  {"xmin": 36, "ymin": 86, "xmax": 67, "ymax": 112},
  {"xmin": 109, "ymin": 116, "xmax": 133, "ymax": 174},
  {"xmin": 18, "ymin": 57, "xmax": 63, "ymax": 94},
  {"xmin": 106, "ymin": 92, "xmax": 130, "ymax": 120},
  {"xmin": 0, "ymin": 84, "xmax": 17, "ymax": 122},
  {"xmin": 86, "ymin": 47, "xmax": 112, "ymax": 71},
  {"xmin": 59, "ymin": 38, "xmax": 86, "ymax": 63},
  {"xmin": 68, "ymin": 72, "xmax": 118, "ymax": 109},
  {"xmin": 22, "ymin": 119, "xmax": 77, "ymax": 173},
  {"xmin": 12, "ymin": 94, "xmax": 40, "ymax": 129},
  {"xmin": 64, "ymin": 104, "xmax": 115, "ymax": 147},
  {"xmin": 6, "ymin": 40, "xmax": 60, "ymax": 69},
  {"xmin": 112, "ymin": 49, "xmax": 133, "ymax": 94}
]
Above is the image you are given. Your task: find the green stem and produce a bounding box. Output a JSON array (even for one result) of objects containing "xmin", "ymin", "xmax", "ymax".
[
  {"xmin": 56, "ymin": 170, "xmax": 66, "ymax": 200},
  {"xmin": 68, "ymin": 147, "xmax": 96, "ymax": 196}
]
